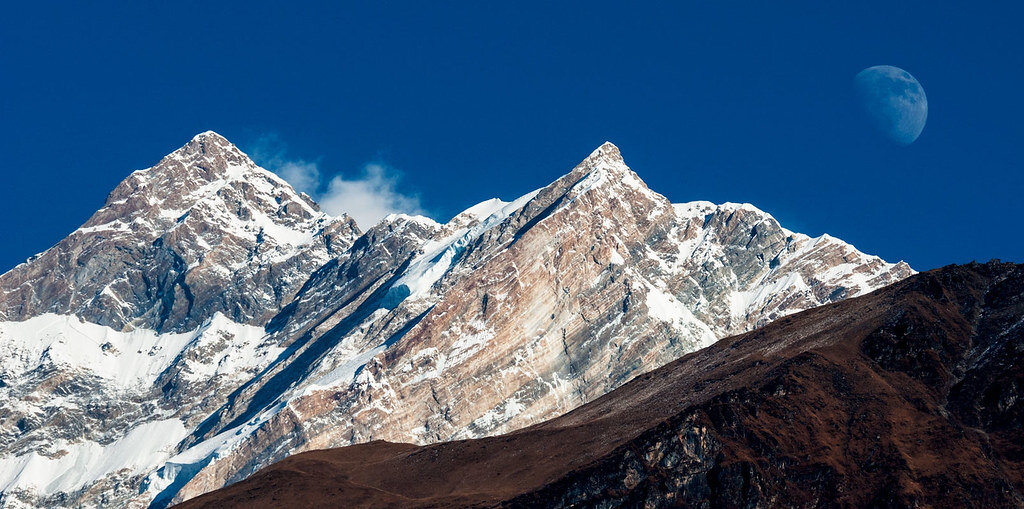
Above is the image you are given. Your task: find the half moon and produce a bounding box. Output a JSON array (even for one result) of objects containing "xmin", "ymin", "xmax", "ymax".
[{"xmin": 854, "ymin": 65, "xmax": 928, "ymax": 145}]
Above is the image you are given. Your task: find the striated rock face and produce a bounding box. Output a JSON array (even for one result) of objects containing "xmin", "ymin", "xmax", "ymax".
[
  {"xmin": 178, "ymin": 262, "xmax": 1024, "ymax": 509},
  {"xmin": 0, "ymin": 135, "xmax": 913, "ymax": 508}
]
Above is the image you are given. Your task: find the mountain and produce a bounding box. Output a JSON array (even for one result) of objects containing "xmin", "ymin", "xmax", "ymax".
[
  {"xmin": 0, "ymin": 132, "xmax": 360, "ymax": 508},
  {"xmin": 0, "ymin": 134, "xmax": 912, "ymax": 508},
  {"xmin": 0, "ymin": 131, "xmax": 360, "ymax": 332},
  {"xmin": 178, "ymin": 261, "xmax": 1024, "ymax": 508}
]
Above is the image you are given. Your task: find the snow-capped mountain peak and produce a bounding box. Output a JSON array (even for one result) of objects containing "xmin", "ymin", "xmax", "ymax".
[
  {"xmin": 92, "ymin": 130, "xmax": 321, "ymax": 235},
  {"xmin": 585, "ymin": 140, "xmax": 623, "ymax": 163},
  {"xmin": 0, "ymin": 132, "xmax": 360, "ymax": 333},
  {"xmin": 562, "ymin": 141, "xmax": 663, "ymax": 208}
]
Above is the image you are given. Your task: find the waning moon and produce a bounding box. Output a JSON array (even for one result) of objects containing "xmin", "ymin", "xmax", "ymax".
[{"xmin": 854, "ymin": 65, "xmax": 928, "ymax": 145}]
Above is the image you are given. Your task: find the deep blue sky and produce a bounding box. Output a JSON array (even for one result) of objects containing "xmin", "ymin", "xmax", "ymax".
[{"xmin": 1, "ymin": 2, "xmax": 1021, "ymax": 273}]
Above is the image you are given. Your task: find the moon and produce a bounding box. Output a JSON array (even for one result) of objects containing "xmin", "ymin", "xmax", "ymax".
[{"xmin": 854, "ymin": 65, "xmax": 928, "ymax": 145}]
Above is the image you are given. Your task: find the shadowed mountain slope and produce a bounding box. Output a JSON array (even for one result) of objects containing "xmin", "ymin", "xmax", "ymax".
[{"xmin": 180, "ymin": 261, "xmax": 1024, "ymax": 508}]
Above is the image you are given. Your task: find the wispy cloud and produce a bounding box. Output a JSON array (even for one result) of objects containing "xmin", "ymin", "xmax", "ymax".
[
  {"xmin": 319, "ymin": 164, "xmax": 423, "ymax": 228},
  {"xmin": 276, "ymin": 160, "xmax": 320, "ymax": 196},
  {"xmin": 247, "ymin": 134, "xmax": 424, "ymax": 229}
]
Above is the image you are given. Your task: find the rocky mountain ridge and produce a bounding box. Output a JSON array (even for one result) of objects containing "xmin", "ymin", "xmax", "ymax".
[
  {"xmin": 0, "ymin": 131, "xmax": 360, "ymax": 333},
  {"xmin": 178, "ymin": 261, "xmax": 1024, "ymax": 509},
  {"xmin": 0, "ymin": 133, "xmax": 913, "ymax": 508}
]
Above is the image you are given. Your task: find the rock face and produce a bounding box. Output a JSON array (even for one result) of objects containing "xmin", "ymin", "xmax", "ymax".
[
  {"xmin": 178, "ymin": 261, "xmax": 1024, "ymax": 509},
  {"xmin": 0, "ymin": 133, "xmax": 361, "ymax": 509},
  {"xmin": 0, "ymin": 134, "xmax": 913, "ymax": 508},
  {"xmin": 0, "ymin": 131, "xmax": 359, "ymax": 333}
]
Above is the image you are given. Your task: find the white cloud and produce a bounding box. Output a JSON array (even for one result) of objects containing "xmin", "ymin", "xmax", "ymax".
[
  {"xmin": 276, "ymin": 161, "xmax": 320, "ymax": 196},
  {"xmin": 247, "ymin": 135, "xmax": 424, "ymax": 229},
  {"xmin": 319, "ymin": 164, "xmax": 424, "ymax": 228}
]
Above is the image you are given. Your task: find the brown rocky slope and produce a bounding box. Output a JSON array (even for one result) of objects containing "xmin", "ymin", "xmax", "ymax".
[{"xmin": 180, "ymin": 261, "xmax": 1024, "ymax": 508}]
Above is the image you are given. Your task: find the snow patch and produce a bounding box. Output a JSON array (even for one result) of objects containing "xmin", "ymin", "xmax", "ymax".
[
  {"xmin": 608, "ymin": 248, "xmax": 625, "ymax": 265},
  {"xmin": 383, "ymin": 189, "xmax": 540, "ymax": 306},
  {"xmin": 0, "ymin": 313, "xmax": 269, "ymax": 389},
  {"xmin": 643, "ymin": 283, "xmax": 717, "ymax": 348},
  {"xmin": 0, "ymin": 418, "xmax": 187, "ymax": 495},
  {"xmin": 729, "ymin": 272, "xmax": 808, "ymax": 318}
]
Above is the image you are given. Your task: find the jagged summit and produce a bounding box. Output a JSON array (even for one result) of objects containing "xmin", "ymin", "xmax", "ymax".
[
  {"xmin": 532, "ymin": 140, "xmax": 661, "ymax": 226},
  {"xmin": 191, "ymin": 129, "xmax": 230, "ymax": 142},
  {"xmin": 84, "ymin": 131, "xmax": 329, "ymax": 247},
  {"xmin": 586, "ymin": 140, "xmax": 623, "ymax": 162},
  {"xmin": 573, "ymin": 141, "xmax": 627, "ymax": 177},
  {"xmin": 182, "ymin": 130, "xmax": 242, "ymax": 155},
  {"xmin": 0, "ymin": 132, "xmax": 360, "ymax": 333},
  {"xmin": 143, "ymin": 130, "xmax": 254, "ymax": 181},
  {"xmin": 118, "ymin": 131, "xmax": 285, "ymax": 205}
]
